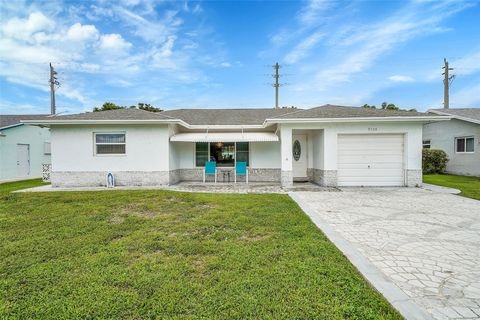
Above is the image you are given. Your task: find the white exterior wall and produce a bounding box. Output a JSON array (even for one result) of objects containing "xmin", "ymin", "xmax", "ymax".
[
  {"xmin": 311, "ymin": 130, "xmax": 324, "ymax": 169},
  {"xmin": 250, "ymin": 142, "xmax": 281, "ymax": 168},
  {"xmin": 0, "ymin": 125, "xmax": 51, "ymax": 181},
  {"xmin": 51, "ymin": 125, "xmax": 170, "ymax": 172},
  {"xmin": 423, "ymin": 119, "xmax": 480, "ymax": 176}
]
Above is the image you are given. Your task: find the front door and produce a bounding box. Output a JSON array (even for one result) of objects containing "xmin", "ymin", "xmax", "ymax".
[
  {"xmin": 292, "ymin": 134, "xmax": 307, "ymax": 179},
  {"xmin": 16, "ymin": 144, "xmax": 30, "ymax": 177}
]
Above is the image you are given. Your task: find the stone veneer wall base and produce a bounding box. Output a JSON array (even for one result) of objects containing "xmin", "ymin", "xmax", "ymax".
[
  {"xmin": 406, "ymin": 169, "xmax": 422, "ymax": 187},
  {"xmin": 177, "ymin": 168, "xmax": 280, "ymax": 183},
  {"xmin": 281, "ymin": 170, "xmax": 293, "ymax": 187},
  {"xmin": 312, "ymin": 169, "xmax": 338, "ymax": 187},
  {"xmin": 51, "ymin": 171, "xmax": 170, "ymax": 187}
]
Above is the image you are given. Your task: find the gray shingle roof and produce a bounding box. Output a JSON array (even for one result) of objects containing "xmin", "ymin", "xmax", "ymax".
[
  {"xmin": 45, "ymin": 108, "xmax": 174, "ymax": 121},
  {"xmin": 429, "ymin": 108, "xmax": 480, "ymax": 123},
  {"xmin": 20, "ymin": 105, "xmax": 443, "ymax": 127},
  {"xmin": 161, "ymin": 108, "xmax": 298, "ymax": 125},
  {"xmin": 271, "ymin": 104, "xmax": 430, "ymax": 119},
  {"xmin": 0, "ymin": 114, "xmax": 50, "ymax": 129}
]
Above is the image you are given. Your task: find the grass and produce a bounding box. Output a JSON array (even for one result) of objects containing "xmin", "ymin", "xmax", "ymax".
[
  {"xmin": 423, "ymin": 174, "xmax": 480, "ymax": 200},
  {"xmin": 0, "ymin": 179, "xmax": 401, "ymax": 319}
]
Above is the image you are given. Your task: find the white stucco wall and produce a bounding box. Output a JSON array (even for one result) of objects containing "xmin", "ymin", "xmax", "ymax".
[
  {"xmin": 51, "ymin": 125, "xmax": 170, "ymax": 172},
  {"xmin": 0, "ymin": 124, "xmax": 51, "ymax": 181},
  {"xmin": 423, "ymin": 119, "xmax": 480, "ymax": 176},
  {"xmin": 250, "ymin": 142, "xmax": 281, "ymax": 168},
  {"xmin": 174, "ymin": 142, "xmax": 195, "ymax": 169},
  {"xmin": 311, "ymin": 130, "xmax": 324, "ymax": 170}
]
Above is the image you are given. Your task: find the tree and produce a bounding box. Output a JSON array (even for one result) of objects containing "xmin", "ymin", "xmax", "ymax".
[
  {"xmin": 137, "ymin": 103, "xmax": 162, "ymax": 112},
  {"xmin": 381, "ymin": 102, "xmax": 399, "ymax": 110},
  {"xmin": 93, "ymin": 102, "xmax": 125, "ymax": 112},
  {"xmin": 362, "ymin": 104, "xmax": 376, "ymax": 109},
  {"xmin": 93, "ymin": 102, "xmax": 162, "ymax": 112}
]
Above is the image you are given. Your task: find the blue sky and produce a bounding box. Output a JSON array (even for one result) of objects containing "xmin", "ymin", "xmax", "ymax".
[{"xmin": 0, "ymin": 0, "xmax": 479, "ymax": 114}]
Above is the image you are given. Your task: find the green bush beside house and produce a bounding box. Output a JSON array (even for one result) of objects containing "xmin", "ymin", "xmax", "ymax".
[{"xmin": 422, "ymin": 149, "xmax": 449, "ymax": 174}]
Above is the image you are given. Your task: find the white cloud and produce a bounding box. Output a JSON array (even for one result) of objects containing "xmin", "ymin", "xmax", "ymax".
[
  {"xmin": 1, "ymin": 11, "xmax": 55, "ymax": 42},
  {"xmin": 314, "ymin": 1, "xmax": 472, "ymax": 89},
  {"xmin": 297, "ymin": 0, "xmax": 334, "ymax": 26},
  {"xmin": 452, "ymin": 50, "xmax": 480, "ymax": 76},
  {"xmin": 284, "ymin": 31, "xmax": 324, "ymax": 64},
  {"xmin": 389, "ymin": 75, "xmax": 415, "ymax": 83},
  {"xmin": 99, "ymin": 33, "xmax": 132, "ymax": 52},
  {"xmin": 66, "ymin": 23, "xmax": 99, "ymax": 42}
]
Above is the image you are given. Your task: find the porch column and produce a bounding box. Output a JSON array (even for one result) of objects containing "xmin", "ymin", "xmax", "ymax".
[{"xmin": 280, "ymin": 125, "xmax": 293, "ymax": 187}]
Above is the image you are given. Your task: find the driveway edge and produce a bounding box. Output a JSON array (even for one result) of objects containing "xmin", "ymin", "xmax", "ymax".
[{"xmin": 289, "ymin": 192, "xmax": 433, "ymax": 320}]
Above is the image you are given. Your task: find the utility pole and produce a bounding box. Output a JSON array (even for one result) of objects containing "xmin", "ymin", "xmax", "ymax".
[
  {"xmin": 274, "ymin": 62, "xmax": 279, "ymax": 109},
  {"xmin": 270, "ymin": 62, "xmax": 286, "ymax": 109},
  {"xmin": 49, "ymin": 63, "xmax": 59, "ymax": 115},
  {"xmin": 442, "ymin": 58, "xmax": 454, "ymax": 109}
]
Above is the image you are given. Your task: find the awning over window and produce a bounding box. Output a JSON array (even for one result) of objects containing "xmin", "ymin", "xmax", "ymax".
[{"xmin": 170, "ymin": 132, "xmax": 279, "ymax": 142}]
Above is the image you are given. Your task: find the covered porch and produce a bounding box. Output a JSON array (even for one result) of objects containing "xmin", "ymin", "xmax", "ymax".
[{"xmin": 169, "ymin": 129, "xmax": 283, "ymax": 184}]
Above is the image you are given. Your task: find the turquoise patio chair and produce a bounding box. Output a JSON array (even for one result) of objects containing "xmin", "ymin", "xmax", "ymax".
[
  {"xmin": 235, "ymin": 162, "xmax": 248, "ymax": 184},
  {"xmin": 203, "ymin": 161, "xmax": 217, "ymax": 183}
]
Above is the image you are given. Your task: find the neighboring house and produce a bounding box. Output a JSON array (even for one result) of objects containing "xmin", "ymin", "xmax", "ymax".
[
  {"xmin": 424, "ymin": 108, "xmax": 480, "ymax": 176},
  {"xmin": 0, "ymin": 115, "xmax": 52, "ymax": 182},
  {"xmin": 24, "ymin": 105, "xmax": 448, "ymax": 188}
]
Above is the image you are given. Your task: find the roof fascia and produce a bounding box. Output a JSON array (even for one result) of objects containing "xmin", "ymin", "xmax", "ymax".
[
  {"xmin": 264, "ymin": 116, "xmax": 451, "ymax": 125},
  {"xmin": 0, "ymin": 123, "xmax": 23, "ymax": 130},
  {"xmin": 21, "ymin": 119, "xmax": 189, "ymax": 127},
  {"xmin": 428, "ymin": 110, "xmax": 480, "ymax": 125}
]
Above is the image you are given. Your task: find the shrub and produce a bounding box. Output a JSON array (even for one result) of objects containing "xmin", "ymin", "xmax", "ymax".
[{"xmin": 423, "ymin": 149, "xmax": 448, "ymax": 174}]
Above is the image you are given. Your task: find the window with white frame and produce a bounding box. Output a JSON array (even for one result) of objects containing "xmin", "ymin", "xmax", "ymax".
[
  {"xmin": 94, "ymin": 133, "xmax": 126, "ymax": 155},
  {"xmin": 44, "ymin": 142, "xmax": 51, "ymax": 155},
  {"xmin": 422, "ymin": 140, "xmax": 431, "ymax": 149},
  {"xmin": 455, "ymin": 136, "xmax": 474, "ymax": 153}
]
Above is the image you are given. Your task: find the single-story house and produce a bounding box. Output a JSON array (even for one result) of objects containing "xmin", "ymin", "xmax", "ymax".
[
  {"xmin": 24, "ymin": 105, "xmax": 448, "ymax": 188},
  {"xmin": 0, "ymin": 114, "xmax": 51, "ymax": 182},
  {"xmin": 424, "ymin": 108, "xmax": 480, "ymax": 176}
]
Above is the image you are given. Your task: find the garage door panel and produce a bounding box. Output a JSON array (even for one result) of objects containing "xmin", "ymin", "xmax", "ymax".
[
  {"xmin": 338, "ymin": 169, "xmax": 404, "ymax": 177},
  {"xmin": 338, "ymin": 155, "xmax": 404, "ymax": 163},
  {"xmin": 338, "ymin": 163, "xmax": 404, "ymax": 169},
  {"xmin": 339, "ymin": 154, "xmax": 404, "ymax": 162},
  {"xmin": 337, "ymin": 134, "xmax": 404, "ymax": 186},
  {"xmin": 339, "ymin": 147, "xmax": 403, "ymax": 153}
]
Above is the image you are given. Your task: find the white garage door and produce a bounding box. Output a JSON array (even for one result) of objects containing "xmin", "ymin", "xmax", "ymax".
[{"xmin": 337, "ymin": 134, "xmax": 405, "ymax": 186}]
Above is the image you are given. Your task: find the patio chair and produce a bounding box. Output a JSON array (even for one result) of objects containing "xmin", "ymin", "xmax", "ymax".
[
  {"xmin": 203, "ymin": 161, "xmax": 217, "ymax": 183},
  {"xmin": 235, "ymin": 161, "xmax": 248, "ymax": 184}
]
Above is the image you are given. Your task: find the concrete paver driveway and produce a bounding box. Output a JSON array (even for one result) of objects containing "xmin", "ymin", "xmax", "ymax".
[{"xmin": 292, "ymin": 188, "xmax": 480, "ymax": 320}]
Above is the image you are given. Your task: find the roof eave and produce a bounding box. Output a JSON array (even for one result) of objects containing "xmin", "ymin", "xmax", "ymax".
[
  {"xmin": 21, "ymin": 119, "xmax": 188, "ymax": 127},
  {"xmin": 0, "ymin": 123, "xmax": 24, "ymax": 131},
  {"xmin": 21, "ymin": 119, "xmax": 270, "ymax": 129},
  {"xmin": 264, "ymin": 116, "xmax": 451, "ymax": 124},
  {"xmin": 428, "ymin": 110, "xmax": 480, "ymax": 125}
]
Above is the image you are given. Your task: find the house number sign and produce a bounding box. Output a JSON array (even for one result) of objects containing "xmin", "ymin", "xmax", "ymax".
[{"xmin": 293, "ymin": 140, "xmax": 301, "ymax": 161}]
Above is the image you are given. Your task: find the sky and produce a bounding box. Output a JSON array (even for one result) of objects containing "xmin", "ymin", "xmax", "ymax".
[{"xmin": 0, "ymin": 0, "xmax": 479, "ymax": 115}]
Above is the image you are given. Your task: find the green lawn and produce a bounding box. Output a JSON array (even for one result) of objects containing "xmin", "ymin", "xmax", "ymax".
[
  {"xmin": 423, "ymin": 174, "xmax": 480, "ymax": 200},
  {"xmin": 0, "ymin": 179, "xmax": 401, "ymax": 319}
]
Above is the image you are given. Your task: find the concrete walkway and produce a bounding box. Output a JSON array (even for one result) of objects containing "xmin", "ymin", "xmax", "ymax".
[
  {"xmin": 291, "ymin": 188, "xmax": 480, "ymax": 320},
  {"xmin": 15, "ymin": 181, "xmax": 338, "ymax": 194}
]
